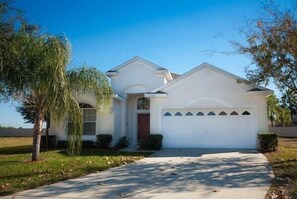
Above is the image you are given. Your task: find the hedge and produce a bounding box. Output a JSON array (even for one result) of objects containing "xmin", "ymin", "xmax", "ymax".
[
  {"xmin": 258, "ymin": 132, "xmax": 278, "ymax": 152},
  {"xmin": 96, "ymin": 134, "xmax": 113, "ymax": 148},
  {"xmin": 115, "ymin": 136, "xmax": 129, "ymax": 148},
  {"xmin": 139, "ymin": 134, "xmax": 163, "ymax": 150},
  {"xmin": 41, "ymin": 135, "xmax": 56, "ymax": 148}
]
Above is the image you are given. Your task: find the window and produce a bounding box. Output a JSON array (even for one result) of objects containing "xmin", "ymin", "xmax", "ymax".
[
  {"xmin": 242, "ymin": 111, "xmax": 251, "ymax": 115},
  {"xmin": 186, "ymin": 112, "xmax": 193, "ymax": 116},
  {"xmin": 80, "ymin": 103, "xmax": 96, "ymax": 135},
  {"xmin": 137, "ymin": 97, "xmax": 150, "ymax": 110},
  {"xmin": 175, "ymin": 112, "xmax": 182, "ymax": 116},
  {"xmin": 230, "ymin": 111, "xmax": 238, "ymax": 115},
  {"xmin": 196, "ymin": 112, "xmax": 204, "ymax": 116},
  {"xmin": 219, "ymin": 111, "xmax": 227, "ymax": 116},
  {"xmin": 207, "ymin": 111, "xmax": 215, "ymax": 116},
  {"xmin": 164, "ymin": 112, "xmax": 171, "ymax": 116},
  {"xmin": 79, "ymin": 103, "xmax": 94, "ymax": 108}
]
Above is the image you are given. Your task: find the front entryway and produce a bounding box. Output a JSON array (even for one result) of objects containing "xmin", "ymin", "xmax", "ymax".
[{"xmin": 137, "ymin": 113, "xmax": 150, "ymax": 141}]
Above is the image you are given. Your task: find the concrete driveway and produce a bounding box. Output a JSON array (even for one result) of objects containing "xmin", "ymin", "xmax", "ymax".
[{"xmin": 3, "ymin": 149, "xmax": 273, "ymax": 199}]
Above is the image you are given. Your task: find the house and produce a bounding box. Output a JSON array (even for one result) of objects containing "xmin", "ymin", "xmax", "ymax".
[{"xmin": 50, "ymin": 56, "xmax": 273, "ymax": 149}]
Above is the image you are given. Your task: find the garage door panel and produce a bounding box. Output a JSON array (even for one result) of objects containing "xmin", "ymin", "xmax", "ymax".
[{"xmin": 162, "ymin": 109, "xmax": 255, "ymax": 148}]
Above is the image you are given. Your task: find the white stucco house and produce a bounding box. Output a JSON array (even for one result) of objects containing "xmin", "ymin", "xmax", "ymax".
[{"xmin": 50, "ymin": 56, "xmax": 273, "ymax": 149}]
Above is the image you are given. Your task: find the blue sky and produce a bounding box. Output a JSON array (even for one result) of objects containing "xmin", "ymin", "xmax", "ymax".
[{"xmin": 0, "ymin": 0, "xmax": 294, "ymax": 128}]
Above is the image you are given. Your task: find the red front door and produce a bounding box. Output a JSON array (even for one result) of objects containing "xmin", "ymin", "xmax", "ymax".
[{"xmin": 137, "ymin": 113, "xmax": 150, "ymax": 141}]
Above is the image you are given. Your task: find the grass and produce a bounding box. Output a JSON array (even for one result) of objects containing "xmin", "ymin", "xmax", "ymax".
[
  {"xmin": 265, "ymin": 138, "xmax": 297, "ymax": 199},
  {"xmin": 0, "ymin": 137, "xmax": 33, "ymax": 154},
  {"xmin": 0, "ymin": 137, "xmax": 151, "ymax": 196}
]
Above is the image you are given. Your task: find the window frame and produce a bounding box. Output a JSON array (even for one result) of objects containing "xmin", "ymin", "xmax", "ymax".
[
  {"xmin": 81, "ymin": 107, "xmax": 96, "ymax": 135},
  {"xmin": 137, "ymin": 97, "xmax": 150, "ymax": 110},
  {"xmin": 68, "ymin": 103, "xmax": 97, "ymax": 136}
]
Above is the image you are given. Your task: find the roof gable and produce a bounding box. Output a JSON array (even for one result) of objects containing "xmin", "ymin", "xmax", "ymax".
[
  {"xmin": 107, "ymin": 56, "xmax": 165, "ymax": 72},
  {"xmin": 151, "ymin": 62, "xmax": 271, "ymax": 93}
]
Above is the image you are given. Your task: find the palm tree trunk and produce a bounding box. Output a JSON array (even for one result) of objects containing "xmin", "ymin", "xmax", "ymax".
[{"xmin": 32, "ymin": 111, "xmax": 44, "ymax": 161}]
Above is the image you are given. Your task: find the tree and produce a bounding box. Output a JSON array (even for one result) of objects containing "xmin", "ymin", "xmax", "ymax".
[
  {"xmin": 14, "ymin": 33, "xmax": 112, "ymax": 161},
  {"xmin": 16, "ymin": 95, "xmax": 51, "ymax": 148},
  {"xmin": 0, "ymin": 1, "xmax": 39, "ymax": 100},
  {"xmin": 232, "ymin": 2, "xmax": 297, "ymax": 94},
  {"xmin": 267, "ymin": 94, "xmax": 292, "ymax": 127},
  {"xmin": 280, "ymin": 89, "xmax": 297, "ymax": 124},
  {"xmin": 267, "ymin": 95, "xmax": 279, "ymax": 126},
  {"xmin": 0, "ymin": 1, "xmax": 112, "ymax": 161},
  {"xmin": 16, "ymin": 67, "xmax": 113, "ymax": 153}
]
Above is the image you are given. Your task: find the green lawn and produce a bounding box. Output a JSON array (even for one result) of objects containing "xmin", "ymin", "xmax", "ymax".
[
  {"xmin": 265, "ymin": 138, "xmax": 297, "ymax": 199},
  {"xmin": 0, "ymin": 137, "xmax": 151, "ymax": 196},
  {"xmin": 0, "ymin": 137, "xmax": 33, "ymax": 154}
]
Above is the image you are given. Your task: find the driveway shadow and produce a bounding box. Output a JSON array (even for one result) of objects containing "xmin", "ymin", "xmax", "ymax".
[{"xmin": 9, "ymin": 149, "xmax": 273, "ymax": 199}]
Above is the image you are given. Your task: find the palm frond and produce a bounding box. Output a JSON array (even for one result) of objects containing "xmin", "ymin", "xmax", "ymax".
[{"xmin": 67, "ymin": 67, "xmax": 113, "ymax": 108}]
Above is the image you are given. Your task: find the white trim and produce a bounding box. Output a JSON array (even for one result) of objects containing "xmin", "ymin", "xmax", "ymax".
[
  {"xmin": 246, "ymin": 90, "xmax": 273, "ymax": 96},
  {"xmin": 107, "ymin": 56, "xmax": 164, "ymax": 73},
  {"xmin": 105, "ymin": 71, "xmax": 118, "ymax": 77},
  {"xmin": 112, "ymin": 93, "xmax": 126, "ymax": 101},
  {"xmin": 121, "ymin": 84, "xmax": 152, "ymax": 93},
  {"xmin": 144, "ymin": 93, "xmax": 167, "ymax": 98}
]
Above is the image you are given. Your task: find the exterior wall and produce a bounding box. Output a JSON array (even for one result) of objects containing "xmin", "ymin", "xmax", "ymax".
[
  {"xmin": 49, "ymin": 94, "xmax": 116, "ymax": 144},
  {"xmin": 150, "ymin": 67, "xmax": 269, "ymax": 148},
  {"xmin": 110, "ymin": 60, "xmax": 165, "ymax": 95}
]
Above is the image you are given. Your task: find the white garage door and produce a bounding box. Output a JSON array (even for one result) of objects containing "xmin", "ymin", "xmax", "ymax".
[{"xmin": 161, "ymin": 108, "xmax": 256, "ymax": 149}]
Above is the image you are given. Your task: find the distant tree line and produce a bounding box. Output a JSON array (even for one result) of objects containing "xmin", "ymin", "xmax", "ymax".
[{"xmin": 267, "ymin": 90, "xmax": 297, "ymax": 127}]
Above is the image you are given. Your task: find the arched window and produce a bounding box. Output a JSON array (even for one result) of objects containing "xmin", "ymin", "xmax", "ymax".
[
  {"xmin": 137, "ymin": 97, "xmax": 150, "ymax": 110},
  {"xmin": 175, "ymin": 112, "xmax": 182, "ymax": 116},
  {"xmin": 70, "ymin": 103, "xmax": 96, "ymax": 135},
  {"xmin": 230, "ymin": 111, "xmax": 238, "ymax": 115},
  {"xmin": 164, "ymin": 112, "xmax": 171, "ymax": 116},
  {"xmin": 79, "ymin": 103, "xmax": 94, "ymax": 108},
  {"xmin": 186, "ymin": 112, "xmax": 193, "ymax": 116},
  {"xmin": 207, "ymin": 111, "xmax": 215, "ymax": 116},
  {"xmin": 219, "ymin": 111, "xmax": 227, "ymax": 116},
  {"xmin": 242, "ymin": 111, "xmax": 251, "ymax": 115},
  {"xmin": 196, "ymin": 112, "xmax": 204, "ymax": 116}
]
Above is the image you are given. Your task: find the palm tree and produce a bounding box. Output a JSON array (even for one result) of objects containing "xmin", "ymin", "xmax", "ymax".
[
  {"xmin": 0, "ymin": 1, "xmax": 112, "ymax": 160},
  {"xmin": 66, "ymin": 67, "xmax": 112, "ymax": 155},
  {"xmin": 9, "ymin": 31, "xmax": 111, "ymax": 161},
  {"xmin": 16, "ymin": 66, "xmax": 112, "ymax": 156}
]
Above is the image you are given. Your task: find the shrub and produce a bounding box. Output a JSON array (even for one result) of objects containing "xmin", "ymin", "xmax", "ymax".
[
  {"xmin": 41, "ymin": 135, "xmax": 56, "ymax": 148},
  {"xmin": 82, "ymin": 141, "xmax": 95, "ymax": 148},
  {"xmin": 139, "ymin": 134, "xmax": 163, "ymax": 150},
  {"xmin": 96, "ymin": 134, "xmax": 112, "ymax": 148},
  {"xmin": 258, "ymin": 132, "xmax": 278, "ymax": 152},
  {"xmin": 57, "ymin": 140, "xmax": 67, "ymax": 148},
  {"xmin": 115, "ymin": 136, "xmax": 129, "ymax": 148}
]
